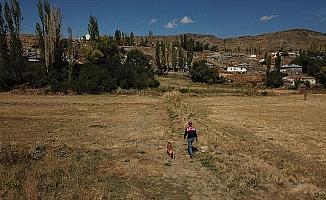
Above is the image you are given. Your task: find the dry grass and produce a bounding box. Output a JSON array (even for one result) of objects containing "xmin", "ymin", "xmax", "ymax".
[
  {"xmin": 186, "ymin": 94, "xmax": 326, "ymax": 199},
  {"xmin": 0, "ymin": 94, "xmax": 190, "ymax": 199},
  {"xmin": 1, "ymin": 91, "xmax": 326, "ymax": 199}
]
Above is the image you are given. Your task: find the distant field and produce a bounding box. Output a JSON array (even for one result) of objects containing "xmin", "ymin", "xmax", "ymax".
[{"xmin": 1, "ymin": 93, "xmax": 326, "ymax": 199}]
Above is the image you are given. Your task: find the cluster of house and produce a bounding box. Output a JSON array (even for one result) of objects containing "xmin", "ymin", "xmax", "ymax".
[
  {"xmin": 23, "ymin": 49, "xmax": 41, "ymax": 63},
  {"xmin": 280, "ymin": 64, "xmax": 316, "ymax": 87}
]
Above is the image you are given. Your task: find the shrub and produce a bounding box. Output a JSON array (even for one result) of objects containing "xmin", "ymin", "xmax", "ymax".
[
  {"xmin": 190, "ymin": 60, "xmax": 224, "ymax": 84},
  {"xmin": 0, "ymin": 60, "xmax": 18, "ymax": 90},
  {"xmin": 119, "ymin": 49, "xmax": 159, "ymax": 89},
  {"xmin": 72, "ymin": 63, "xmax": 118, "ymax": 94},
  {"xmin": 265, "ymin": 71, "xmax": 285, "ymax": 88},
  {"xmin": 21, "ymin": 62, "xmax": 48, "ymax": 88}
]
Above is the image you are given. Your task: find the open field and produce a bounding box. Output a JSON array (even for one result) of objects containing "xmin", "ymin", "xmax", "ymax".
[{"xmin": 1, "ymin": 92, "xmax": 326, "ymax": 199}]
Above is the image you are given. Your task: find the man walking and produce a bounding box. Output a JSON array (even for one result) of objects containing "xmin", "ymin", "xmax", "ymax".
[{"xmin": 184, "ymin": 121, "xmax": 197, "ymax": 159}]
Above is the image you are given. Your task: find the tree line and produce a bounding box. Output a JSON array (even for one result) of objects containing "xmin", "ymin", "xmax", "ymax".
[
  {"xmin": 263, "ymin": 50, "xmax": 326, "ymax": 88},
  {"xmin": 155, "ymin": 34, "xmax": 205, "ymax": 73},
  {"xmin": 0, "ymin": 0, "xmax": 159, "ymax": 93},
  {"xmin": 0, "ymin": 0, "xmax": 24, "ymax": 89}
]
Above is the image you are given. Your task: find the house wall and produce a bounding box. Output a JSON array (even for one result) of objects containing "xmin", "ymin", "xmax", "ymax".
[
  {"xmin": 227, "ymin": 67, "xmax": 247, "ymax": 73},
  {"xmin": 280, "ymin": 68, "xmax": 302, "ymax": 75}
]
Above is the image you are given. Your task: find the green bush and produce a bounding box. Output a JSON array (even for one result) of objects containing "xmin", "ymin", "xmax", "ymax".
[
  {"xmin": 0, "ymin": 60, "xmax": 18, "ymax": 90},
  {"xmin": 265, "ymin": 71, "xmax": 285, "ymax": 88},
  {"xmin": 72, "ymin": 64, "xmax": 118, "ymax": 94},
  {"xmin": 190, "ymin": 60, "xmax": 224, "ymax": 84},
  {"xmin": 119, "ymin": 49, "xmax": 159, "ymax": 89},
  {"xmin": 21, "ymin": 62, "xmax": 48, "ymax": 88}
]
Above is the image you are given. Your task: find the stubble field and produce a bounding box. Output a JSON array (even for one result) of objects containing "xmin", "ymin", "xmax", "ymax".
[{"xmin": 0, "ymin": 92, "xmax": 326, "ymax": 199}]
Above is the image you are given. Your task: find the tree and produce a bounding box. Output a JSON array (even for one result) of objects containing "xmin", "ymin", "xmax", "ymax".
[
  {"xmin": 4, "ymin": 0, "xmax": 23, "ymax": 64},
  {"xmin": 178, "ymin": 43, "xmax": 185, "ymax": 70},
  {"xmin": 0, "ymin": 0, "xmax": 24, "ymax": 89},
  {"xmin": 88, "ymin": 15, "xmax": 100, "ymax": 43},
  {"xmin": 186, "ymin": 38, "xmax": 194, "ymax": 68},
  {"xmin": 266, "ymin": 53, "xmax": 272, "ymax": 73},
  {"xmin": 36, "ymin": 0, "xmax": 63, "ymax": 72},
  {"xmin": 194, "ymin": 41, "xmax": 204, "ymax": 51},
  {"xmin": 160, "ymin": 41, "xmax": 167, "ymax": 71},
  {"xmin": 171, "ymin": 46, "xmax": 177, "ymax": 71},
  {"xmin": 114, "ymin": 29, "xmax": 121, "ymax": 44},
  {"xmin": 0, "ymin": 2, "xmax": 9, "ymax": 61},
  {"xmin": 265, "ymin": 53, "xmax": 284, "ymax": 88},
  {"xmin": 130, "ymin": 32, "xmax": 134, "ymax": 46},
  {"xmin": 35, "ymin": 0, "xmax": 47, "ymax": 61},
  {"xmin": 275, "ymin": 53, "xmax": 282, "ymax": 71},
  {"xmin": 265, "ymin": 71, "xmax": 284, "ymax": 88},
  {"xmin": 166, "ymin": 43, "xmax": 171, "ymax": 69},
  {"xmin": 155, "ymin": 41, "xmax": 161, "ymax": 70},
  {"xmin": 120, "ymin": 49, "xmax": 158, "ymax": 89},
  {"xmin": 67, "ymin": 27, "xmax": 75, "ymax": 82},
  {"xmin": 190, "ymin": 60, "xmax": 224, "ymax": 84}
]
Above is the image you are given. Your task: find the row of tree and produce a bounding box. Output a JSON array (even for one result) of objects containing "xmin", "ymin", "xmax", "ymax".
[
  {"xmin": 0, "ymin": 0, "xmax": 159, "ymax": 92},
  {"xmin": 155, "ymin": 34, "xmax": 197, "ymax": 73},
  {"xmin": 292, "ymin": 51, "xmax": 326, "ymax": 86},
  {"xmin": 114, "ymin": 29, "xmax": 135, "ymax": 46},
  {"xmin": 75, "ymin": 16, "xmax": 159, "ymax": 93},
  {"xmin": 0, "ymin": 0, "xmax": 24, "ymax": 89}
]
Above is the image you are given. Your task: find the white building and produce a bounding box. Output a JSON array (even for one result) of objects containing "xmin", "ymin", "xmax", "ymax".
[
  {"xmin": 250, "ymin": 54, "xmax": 257, "ymax": 59},
  {"xmin": 280, "ymin": 64, "xmax": 303, "ymax": 75},
  {"xmin": 282, "ymin": 75, "xmax": 316, "ymax": 87},
  {"xmin": 85, "ymin": 34, "xmax": 91, "ymax": 41},
  {"xmin": 227, "ymin": 66, "xmax": 247, "ymax": 73}
]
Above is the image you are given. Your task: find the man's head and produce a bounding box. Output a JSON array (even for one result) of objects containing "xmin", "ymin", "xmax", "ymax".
[{"xmin": 188, "ymin": 121, "xmax": 193, "ymax": 126}]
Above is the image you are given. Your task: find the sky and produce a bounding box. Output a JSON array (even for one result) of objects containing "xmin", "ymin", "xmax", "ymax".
[{"xmin": 19, "ymin": 0, "xmax": 326, "ymax": 38}]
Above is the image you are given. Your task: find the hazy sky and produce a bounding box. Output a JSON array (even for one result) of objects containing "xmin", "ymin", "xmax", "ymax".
[{"xmin": 19, "ymin": 0, "xmax": 326, "ymax": 38}]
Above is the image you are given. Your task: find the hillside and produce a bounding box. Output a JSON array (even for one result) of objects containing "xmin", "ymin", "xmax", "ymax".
[
  {"xmin": 20, "ymin": 29, "xmax": 326, "ymax": 55},
  {"xmin": 152, "ymin": 33, "xmax": 223, "ymax": 46},
  {"xmin": 155, "ymin": 29, "xmax": 326, "ymax": 53},
  {"xmin": 220, "ymin": 29, "xmax": 326, "ymax": 52}
]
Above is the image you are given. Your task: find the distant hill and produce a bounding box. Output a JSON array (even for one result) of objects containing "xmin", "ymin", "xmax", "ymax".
[
  {"xmin": 152, "ymin": 33, "xmax": 223, "ymax": 46},
  {"xmin": 20, "ymin": 29, "xmax": 326, "ymax": 54},
  {"xmin": 219, "ymin": 29, "xmax": 326, "ymax": 53}
]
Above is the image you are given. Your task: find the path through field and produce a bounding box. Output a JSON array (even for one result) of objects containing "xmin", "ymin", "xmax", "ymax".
[{"xmin": 1, "ymin": 93, "xmax": 326, "ymax": 199}]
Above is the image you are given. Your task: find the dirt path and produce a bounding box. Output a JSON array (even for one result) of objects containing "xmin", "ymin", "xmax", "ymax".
[{"xmin": 159, "ymin": 91, "xmax": 230, "ymax": 200}]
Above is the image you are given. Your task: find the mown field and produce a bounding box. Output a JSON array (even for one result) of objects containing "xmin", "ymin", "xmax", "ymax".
[{"xmin": 1, "ymin": 89, "xmax": 326, "ymax": 199}]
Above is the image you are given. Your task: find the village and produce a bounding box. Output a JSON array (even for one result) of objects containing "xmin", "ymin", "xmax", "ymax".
[{"xmin": 20, "ymin": 32, "xmax": 320, "ymax": 90}]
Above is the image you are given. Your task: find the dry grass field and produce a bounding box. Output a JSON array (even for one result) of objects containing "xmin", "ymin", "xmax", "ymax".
[{"xmin": 1, "ymin": 90, "xmax": 326, "ymax": 199}]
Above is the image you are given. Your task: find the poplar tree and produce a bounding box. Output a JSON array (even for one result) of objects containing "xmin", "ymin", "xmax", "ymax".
[
  {"xmin": 130, "ymin": 32, "xmax": 134, "ymax": 46},
  {"xmin": 178, "ymin": 43, "xmax": 184, "ymax": 70},
  {"xmin": 186, "ymin": 39, "xmax": 194, "ymax": 68},
  {"xmin": 0, "ymin": 2, "xmax": 9, "ymax": 61},
  {"xmin": 160, "ymin": 41, "xmax": 166, "ymax": 70},
  {"xmin": 155, "ymin": 41, "xmax": 161, "ymax": 69},
  {"xmin": 88, "ymin": 15, "xmax": 100, "ymax": 43},
  {"xmin": 172, "ymin": 45, "xmax": 177, "ymax": 71},
  {"xmin": 67, "ymin": 27, "xmax": 74, "ymax": 82},
  {"xmin": 4, "ymin": 0, "xmax": 22, "ymax": 64},
  {"xmin": 275, "ymin": 53, "xmax": 282, "ymax": 72},
  {"xmin": 36, "ymin": 0, "xmax": 62, "ymax": 72}
]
